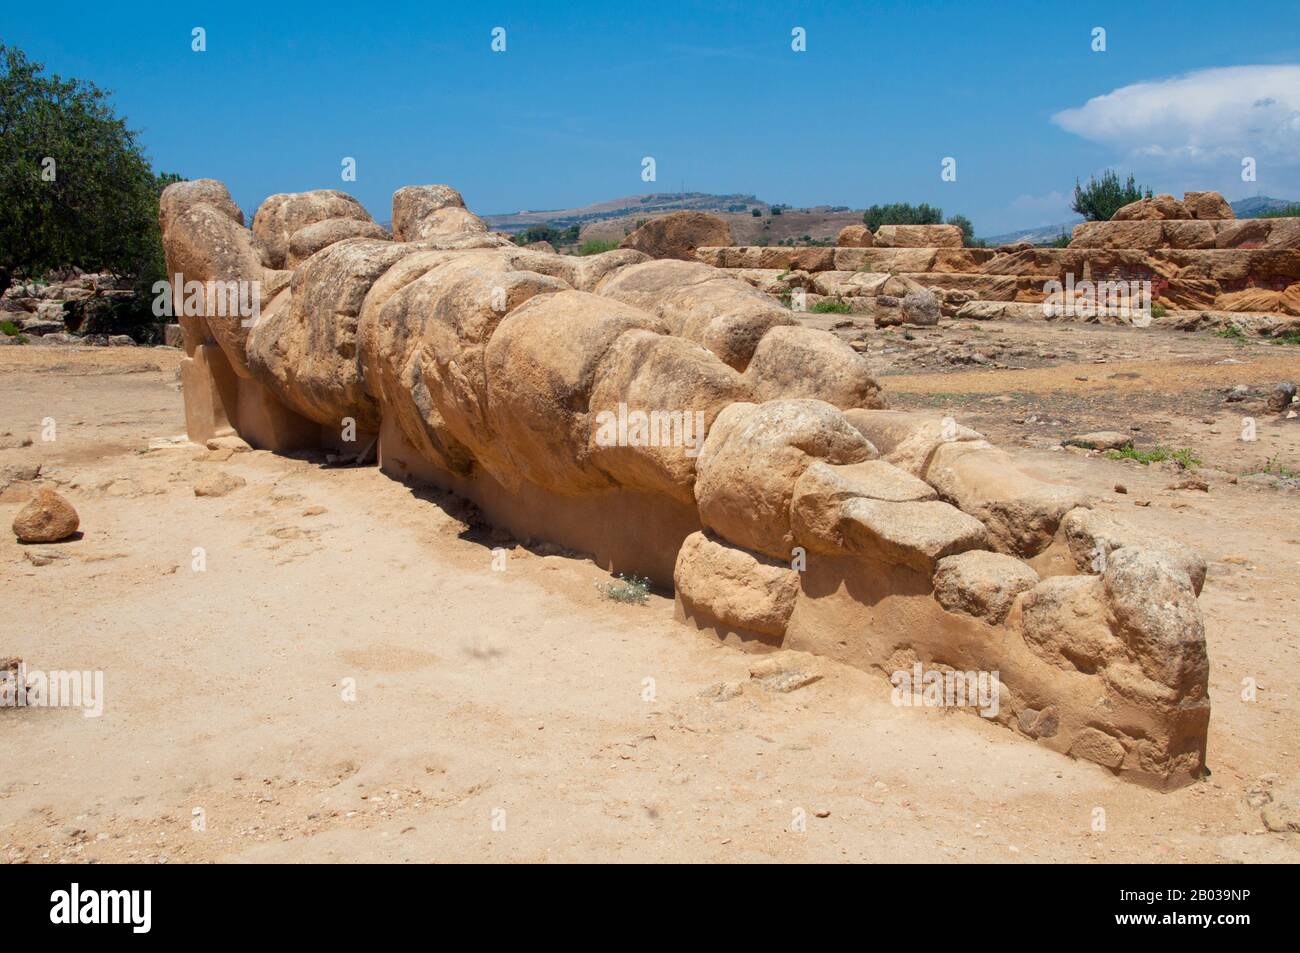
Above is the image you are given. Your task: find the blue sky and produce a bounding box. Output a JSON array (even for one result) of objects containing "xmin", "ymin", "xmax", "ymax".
[{"xmin": 7, "ymin": 0, "xmax": 1300, "ymax": 235}]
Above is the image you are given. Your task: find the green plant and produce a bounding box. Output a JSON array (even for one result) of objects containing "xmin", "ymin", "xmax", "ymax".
[
  {"xmin": 1047, "ymin": 231, "xmax": 1072, "ymax": 248},
  {"xmin": 0, "ymin": 319, "xmax": 19, "ymax": 336},
  {"xmin": 1071, "ymin": 170, "xmax": 1152, "ymax": 222},
  {"xmin": 810, "ymin": 298, "xmax": 852, "ymax": 314},
  {"xmin": 1216, "ymin": 323, "xmax": 1246, "ymax": 340},
  {"xmin": 1150, "ymin": 304, "xmax": 1168, "ymax": 318},
  {"xmin": 1258, "ymin": 204, "xmax": 1300, "ymax": 218},
  {"xmin": 596, "ymin": 573, "xmax": 652, "ymax": 605},
  {"xmin": 576, "ymin": 238, "xmax": 620, "ymax": 256},
  {"xmin": 751, "ymin": 208, "xmax": 762, "ymax": 217},
  {"xmin": 0, "ymin": 44, "xmax": 176, "ymax": 300},
  {"xmin": 1252, "ymin": 454, "xmax": 1300, "ymax": 479},
  {"xmin": 1105, "ymin": 445, "xmax": 1202, "ymax": 468},
  {"xmin": 862, "ymin": 202, "xmax": 943, "ymax": 231},
  {"xmin": 1271, "ymin": 331, "xmax": 1300, "ymax": 345}
]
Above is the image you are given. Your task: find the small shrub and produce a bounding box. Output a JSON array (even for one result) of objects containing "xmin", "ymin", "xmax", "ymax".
[
  {"xmin": 1, "ymin": 319, "xmax": 20, "ymax": 336},
  {"xmin": 810, "ymin": 298, "xmax": 852, "ymax": 314},
  {"xmin": 1150, "ymin": 304, "xmax": 1168, "ymax": 318},
  {"xmin": 576, "ymin": 239, "xmax": 620, "ymax": 256},
  {"xmin": 1216, "ymin": 323, "xmax": 1246, "ymax": 340},
  {"xmin": 751, "ymin": 208, "xmax": 762, "ymax": 217},
  {"xmin": 1105, "ymin": 445, "xmax": 1202, "ymax": 468},
  {"xmin": 1259, "ymin": 204, "xmax": 1300, "ymax": 219},
  {"xmin": 597, "ymin": 573, "xmax": 652, "ymax": 605},
  {"xmin": 1272, "ymin": 331, "xmax": 1300, "ymax": 346}
]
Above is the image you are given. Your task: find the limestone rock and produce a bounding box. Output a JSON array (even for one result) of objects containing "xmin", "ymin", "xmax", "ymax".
[
  {"xmin": 287, "ymin": 217, "xmax": 389, "ymax": 268},
  {"xmin": 1063, "ymin": 431, "xmax": 1132, "ymax": 451},
  {"xmin": 1182, "ymin": 190, "xmax": 1234, "ymax": 220},
  {"xmin": 587, "ymin": 329, "xmax": 751, "ymax": 503},
  {"xmin": 1112, "ymin": 194, "xmax": 1189, "ymax": 221},
  {"xmin": 1060, "ymin": 507, "xmax": 1206, "ymax": 596},
  {"xmin": 743, "ymin": 325, "xmax": 885, "ymax": 410},
  {"xmin": 924, "ymin": 440, "xmax": 1089, "ymax": 557},
  {"xmin": 1019, "ymin": 575, "xmax": 1123, "ymax": 673},
  {"xmin": 12, "ymin": 488, "xmax": 79, "ymax": 542},
  {"xmin": 872, "ymin": 224, "xmax": 963, "ymax": 248},
  {"xmin": 193, "ymin": 471, "xmax": 247, "ymax": 497},
  {"xmin": 836, "ymin": 224, "xmax": 874, "ymax": 248},
  {"xmin": 252, "ymin": 189, "xmax": 373, "ymax": 269},
  {"xmin": 619, "ymin": 211, "xmax": 732, "ymax": 261},
  {"xmin": 673, "ymin": 531, "xmax": 799, "ymax": 637},
  {"xmin": 901, "ymin": 289, "xmax": 940, "ymax": 326},
  {"xmin": 1069, "ymin": 727, "xmax": 1127, "ymax": 770},
  {"xmin": 694, "ymin": 399, "xmax": 877, "ymax": 559},
  {"xmin": 933, "ymin": 550, "xmax": 1039, "ymax": 624},
  {"xmin": 1102, "ymin": 547, "xmax": 1208, "ymax": 693},
  {"xmin": 596, "ymin": 259, "xmax": 795, "ymax": 370}
]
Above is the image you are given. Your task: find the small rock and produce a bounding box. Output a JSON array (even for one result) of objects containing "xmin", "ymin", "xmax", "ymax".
[
  {"xmin": 1225, "ymin": 384, "xmax": 1250, "ymax": 402},
  {"xmin": 1261, "ymin": 783, "xmax": 1300, "ymax": 834},
  {"xmin": 193, "ymin": 472, "xmax": 247, "ymax": 498},
  {"xmin": 1113, "ymin": 484, "xmax": 1127, "ymax": 494},
  {"xmin": 1168, "ymin": 477, "xmax": 1209, "ymax": 492},
  {"xmin": 206, "ymin": 435, "xmax": 252, "ymax": 453},
  {"xmin": 12, "ymin": 488, "xmax": 80, "ymax": 542},
  {"xmin": 1267, "ymin": 382, "xmax": 1297, "ymax": 413},
  {"xmin": 1063, "ymin": 431, "xmax": 1133, "ymax": 451}
]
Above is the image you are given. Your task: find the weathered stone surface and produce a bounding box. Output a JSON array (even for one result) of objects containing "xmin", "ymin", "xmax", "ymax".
[
  {"xmin": 743, "ymin": 326, "xmax": 884, "ymax": 410},
  {"xmin": 193, "ymin": 471, "xmax": 247, "ymax": 497},
  {"xmin": 252, "ymin": 189, "xmax": 372, "ymax": 269},
  {"xmin": 248, "ymin": 239, "xmax": 417, "ymax": 430},
  {"xmin": 1060, "ymin": 507, "xmax": 1206, "ymax": 596},
  {"xmin": 620, "ymin": 211, "xmax": 732, "ymax": 261},
  {"xmin": 902, "ymin": 289, "xmax": 940, "ymax": 325},
  {"xmin": 833, "ymin": 497, "xmax": 989, "ymax": 572},
  {"xmin": 1069, "ymin": 726, "xmax": 1127, "ymax": 769},
  {"xmin": 1020, "ymin": 575, "xmax": 1123, "ymax": 673},
  {"xmin": 12, "ymin": 488, "xmax": 79, "ymax": 542},
  {"xmin": 674, "ymin": 531, "xmax": 799, "ymax": 636},
  {"xmin": 933, "ymin": 550, "xmax": 1039, "ymax": 624},
  {"xmin": 924, "ymin": 440, "xmax": 1090, "ymax": 557},
  {"xmin": 1113, "ymin": 194, "xmax": 1189, "ymax": 221},
  {"xmin": 1182, "ymin": 190, "xmax": 1234, "ymax": 220},
  {"xmin": 287, "ymin": 217, "xmax": 389, "ymax": 268},
  {"xmin": 695, "ymin": 399, "xmax": 876, "ymax": 559},
  {"xmin": 587, "ymin": 329, "xmax": 751, "ymax": 503},
  {"xmin": 484, "ymin": 290, "xmax": 668, "ymax": 494},
  {"xmin": 160, "ymin": 180, "xmax": 267, "ymax": 376},
  {"xmin": 872, "ymin": 224, "xmax": 963, "ymax": 248},
  {"xmin": 1102, "ymin": 547, "xmax": 1208, "ymax": 693},
  {"xmin": 597, "ymin": 259, "xmax": 795, "ymax": 370},
  {"xmin": 391, "ymin": 185, "xmax": 466, "ymax": 241},
  {"xmin": 836, "ymin": 224, "xmax": 874, "ymax": 248},
  {"xmin": 1062, "ymin": 431, "xmax": 1133, "ymax": 451}
]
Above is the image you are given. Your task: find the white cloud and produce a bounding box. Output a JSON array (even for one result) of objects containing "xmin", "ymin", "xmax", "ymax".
[{"xmin": 1052, "ymin": 65, "xmax": 1300, "ymax": 165}]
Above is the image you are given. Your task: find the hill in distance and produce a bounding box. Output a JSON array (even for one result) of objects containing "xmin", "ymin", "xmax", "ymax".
[{"xmin": 480, "ymin": 193, "xmax": 1299, "ymax": 247}]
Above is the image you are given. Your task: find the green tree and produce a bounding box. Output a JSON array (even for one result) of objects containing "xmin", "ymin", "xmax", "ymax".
[
  {"xmin": 1071, "ymin": 170, "xmax": 1152, "ymax": 221},
  {"xmin": 862, "ymin": 202, "xmax": 944, "ymax": 231},
  {"xmin": 946, "ymin": 214, "xmax": 974, "ymax": 246},
  {"xmin": 0, "ymin": 44, "xmax": 173, "ymax": 306}
]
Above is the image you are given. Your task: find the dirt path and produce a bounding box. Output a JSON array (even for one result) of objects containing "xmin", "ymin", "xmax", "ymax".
[{"xmin": 2, "ymin": 341, "xmax": 1297, "ymax": 863}]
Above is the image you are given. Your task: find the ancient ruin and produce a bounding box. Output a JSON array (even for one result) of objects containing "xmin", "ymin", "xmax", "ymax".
[
  {"xmin": 162, "ymin": 179, "xmax": 1213, "ymax": 789},
  {"xmin": 713, "ymin": 192, "xmax": 1300, "ymax": 335}
]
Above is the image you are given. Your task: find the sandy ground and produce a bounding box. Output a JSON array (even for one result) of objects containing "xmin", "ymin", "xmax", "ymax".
[{"xmin": 1, "ymin": 327, "xmax": 1298, "ymax": 864}]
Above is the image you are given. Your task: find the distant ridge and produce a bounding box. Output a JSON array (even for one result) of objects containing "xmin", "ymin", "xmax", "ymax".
[{"xmin": 483, "ymin": 192, "xmax": 778, "ymax": 232}]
